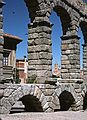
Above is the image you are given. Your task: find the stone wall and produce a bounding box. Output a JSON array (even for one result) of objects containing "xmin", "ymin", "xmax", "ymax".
[
  {"xmin": 0, "ymin": 1, "xmax": 4, "ymax": 83},
  {"xmin": 80, "ymin": 21, "xmax": 87, "ymax": 82},
  {"xmin": 83, "ymin": 44, "xmax": 87, "ymax": 81},
  {"xmin": 61, "ymin": 35, "xmax": 80, "ymax": 79},
  {"xmin": 27, "ymin": 22, "xmax": 52, "ymax": 83},
  {"xmin": 0, "ymin": 82, "xmax": 87, "ymax": 114}
]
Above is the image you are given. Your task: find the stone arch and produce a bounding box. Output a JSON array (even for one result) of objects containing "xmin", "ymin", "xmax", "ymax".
[
  {"xmin": 45, "ymin": 0, "xmax": 82, "ymax": 35},
  {"xmin": 59, "ymin": 90, "xmax": 75, "ymax": 111},
  {"xmin": 53, "ymin": 6, "xmax": 71, "ymax": 35},
  {"xmin": 55, "ymin": 84, "xmax": 79, "ymax": 111},
  {"xmin": 24, "ymin": 0, "xmax": 41, "ymax": 22},
  {"xmin": 49, "ymin": 4, "xmax": 72, "ymax": 70},
  {"xmin": 44, "ymin": 0, "xmax": 74, "ymax": 35},
  {"xmin": 48, "ymin": 1, "xmax": 81, "ymax": 80},
  {"xmin": 19, "ymin": 95, "xmax": 43, "ymax": 112},
  {"xmin": 1, "ymin": 85, "xmax": 54, "ymax": 114},
  {"xmin": 55, "ymin": 84, "xmax": 77, "ymax": 100},
  {"xmin": 25, "ymin": 0, "xmax": 87, "ymax": 82},
  {"xmin": 24, "ymin": 0, "xmax": 85, "ymax": 36},
  {"xmin": 80, "ymin": 21, "xmax": 87, "ymax": 44}
]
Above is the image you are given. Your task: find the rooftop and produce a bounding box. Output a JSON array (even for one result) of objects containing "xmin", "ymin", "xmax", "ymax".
[
  {"xmin": 3, "ymin": 33, "xmax": 23, "ymax": 45},
  {"xmin": 3, "ymin": 33, "xmax": 22, "ymax": 41}
]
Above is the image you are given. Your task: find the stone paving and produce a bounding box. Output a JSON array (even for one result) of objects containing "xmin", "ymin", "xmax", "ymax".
[{"xmin": 1, "ymin": 111, "xmax": 87, "ymax": 120}]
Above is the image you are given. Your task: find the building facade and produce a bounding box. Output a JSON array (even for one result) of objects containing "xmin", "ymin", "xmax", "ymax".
[
  {"xmin": 52, "ymin": 64, "xmax": 61, "ymax": 78},
  {"xmin": 3, "ymin": 33, "xmax": 22, "ymax": 82},
  {"xmin": 16, "ymin": 56, "xmax": 28, "ymax": 83}
]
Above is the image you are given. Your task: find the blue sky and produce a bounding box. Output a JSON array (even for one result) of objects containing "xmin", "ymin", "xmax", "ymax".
[
  {"xmin": 3, "ymin": 0, "xmax": 29, "ymax": 58},
  {"xmin": 3, "ymin": 0, "xmax": 84, "ymax": 69},
  {"xmin": 50, "ymin": 11, "xmax": 62, "ymax": 69},
  {"xmin": 84, "ymin": 0, "xmax": 87, "ymax": 2}
]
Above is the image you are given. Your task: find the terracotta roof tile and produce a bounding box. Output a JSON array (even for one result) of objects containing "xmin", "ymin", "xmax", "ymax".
[{"xmin": 3, "ymin": 33, "xmax": 22, "ymax": 41}]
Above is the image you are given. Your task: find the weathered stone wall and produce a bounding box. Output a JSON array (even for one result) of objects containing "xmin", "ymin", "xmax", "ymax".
[
  {"xmin": 0, "ymin": 84, "xmax": 57, "ymax": 113},
  {"xmin": 80, "ymin": 21, "xmax": 87, "ymax": 82},
  {"xmin": 61, "ymin": 35, "xmax": 80, "ymax": 79},
  {"xmin": 0, "ymin": 83, "xmax": 87, "ymax": 114},
  {"xmin": 0, "ymin": 1, "xmax": 4, "ymax": 83},
  {"xmin": 83, "ymin": 44, "xmax": 87, "ymax": 81},
  {"xmin": 28, "ymin": 22, "xmax": 52, "ymax": 83}
]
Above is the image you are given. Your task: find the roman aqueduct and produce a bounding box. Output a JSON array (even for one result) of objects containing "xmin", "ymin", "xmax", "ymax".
[{"xmin": 0, "ymin": 0, "xmax": 87, "ymax": 114}]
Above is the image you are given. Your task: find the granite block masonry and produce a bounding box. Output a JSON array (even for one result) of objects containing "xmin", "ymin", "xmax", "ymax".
[
  {"xmin": 0, "ymin": 1, "xmax": 4, "ymax": 83},
  {"xmin": 0, "ymin": 0, "xmax": 87, "ymax": 114},
  {"xmin": 24, "ymin": 0, "xmax": 87, "ymax": 83}
]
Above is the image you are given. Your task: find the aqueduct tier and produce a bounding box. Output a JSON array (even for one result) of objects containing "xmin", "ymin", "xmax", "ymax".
[
  {"xmin": 24, "ymin": 0, "xmax": 87, "ymax": 83},
  {"xmin": 0, "ymin": 0, "xmax": 87, "ymax": 83},
  {"xmin": 0, "ymin": 83, "xmax": 87, "ymax": 114}
]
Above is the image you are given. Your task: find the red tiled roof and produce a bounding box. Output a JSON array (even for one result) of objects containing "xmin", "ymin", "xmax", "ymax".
[{"xmin": 3, "ymin": 33, "xmax": 22, "ymax": 41}]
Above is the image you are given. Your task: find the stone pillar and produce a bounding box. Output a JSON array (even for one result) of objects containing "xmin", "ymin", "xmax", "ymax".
[
  {"xmin": 72, "ymin": 84, "xmax": 84, "ymax": 111},
  {"xmin": 61, "ymin": 35, "xmax": 80, "ymax": 80},
  {"xmin": 83, "ymin": 44, "xmax": 87, "ymax": 81},
  {"xmin": 28, "ymin": 21, "xmax": 52, "ymax": 83},
  {"xmin": 0, "ymin": 1, "xmax": 4, "ymax": 83}
]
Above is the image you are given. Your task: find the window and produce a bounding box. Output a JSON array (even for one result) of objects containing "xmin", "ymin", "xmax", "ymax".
[{"xmin": 3, "ymin": 53, "xmax": 9, "ymax": 66}]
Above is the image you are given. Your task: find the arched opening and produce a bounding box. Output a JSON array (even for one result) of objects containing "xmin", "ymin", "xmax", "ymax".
[
  {"xmin": 50, "ymin": 11, "xmax": 62, "ymax": 73},
  {"xmin": 10, "ymin": 95, "xmax": 43, "ymax": 114},
  {"xmin": 80, "ymin": 21, "xmax": 87, "ymax": 79},
  {"xmin": 49, "ymin": 6, "xmax": 71, "ymax": 77},
  {"xmin": 20, "ymin": 95, "xmax": 43, "ymax": 112},
  {"xmin": 59, "ymin": 91, "xmax": 75, "ymax": 111},
  {"xmin": 83, "ymin": 92, "xmax": 87, "ymax": 110},
  {"xmin": 78, "ymin": 27, "xmax": 84, "ymax": 77}
]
